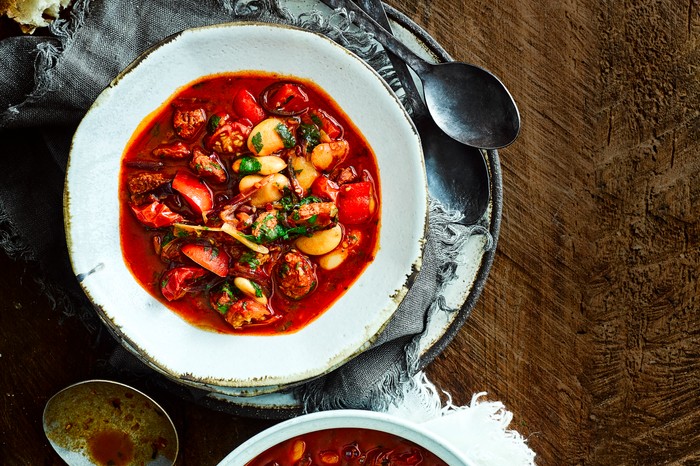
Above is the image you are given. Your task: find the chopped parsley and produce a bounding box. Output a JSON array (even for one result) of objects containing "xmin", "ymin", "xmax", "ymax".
[
  {"xmin": 207, "ymin": 114, "xmax": 221, "ymax": 133},
  {"xmin": 206, "ymin": 245, "xmax": 219, "ymax": 258},
  {"xmin": 251, "ymin": 213, "xmax": 286, "ymax": 243},
  {"xmin": 214, "ymin": 282, "xmax": 236, "ymax": 314},
  {"xmin": 161, "ymin": 230, "xmax": 175, "ymax": 248},
  {"xmin": 237, "ymin": 156, "xmax": 262, "ymax": 175},
  {"xmin": 299, "ymin": 195, "xmax": 322, "ymax": 205},
  {"xmin": 251, "ymin": 281, "xmax": 263, "ymax": 298},
  {"xmin": 239, "ymin": 251, "xmax": 260, "ymax": 271},
  {"xmin": 310, "ymin": 114, "xmax": 323, "ymax": 127},
  {"xmin": 298, "ymin": 123, "xmax": 320, "ymax": 151},
  {"xmin": 275, "ymin": 123, "xmax": 296, "ymax": 149},
  {"xmin": 251, "ymin": 132, "xmax": 264, "ymax": 153}
]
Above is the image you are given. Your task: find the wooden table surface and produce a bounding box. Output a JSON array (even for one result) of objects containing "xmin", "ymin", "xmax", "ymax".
[{"xmin": 1, "ymin": 0, "xmax": 699, "ymax": 464}]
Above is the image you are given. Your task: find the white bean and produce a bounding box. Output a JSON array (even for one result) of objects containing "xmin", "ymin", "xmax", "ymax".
[
  {"xmin": 290, "ymin": 153, "xmax": 319, "ymax": 192},
  {"xmin": 295, "ymin": 225, "xmax": 343, "ymax": 256},
  {"xmin": 249, "ymin": 173, "xmax": 290, "ymax": 207},
  {"xmin": 247, "ymin": 117, "xmax": 288, "ymax": 156},
  {"xmin": 238, "ymin": 174, "xmax": 264, "ymax": 193},
  {"xmin": 233, "ymin": 277, "xmax": 268, "ymax": 305},
  {"xmin": 318, "ymin": 247, "xmax": 348, "ymax": 270},
  {"xmin": 232, "ymin": 156, "xmax": 287, "ymax": 175},
  {"xmin": 310, "ymin": 140, "xmax": 349, "ymax": 171}
]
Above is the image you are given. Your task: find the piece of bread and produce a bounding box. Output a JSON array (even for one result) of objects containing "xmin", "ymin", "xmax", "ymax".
[{"xmin": 0, "ymin": 0, "xmax": 71, "ymax": 34}]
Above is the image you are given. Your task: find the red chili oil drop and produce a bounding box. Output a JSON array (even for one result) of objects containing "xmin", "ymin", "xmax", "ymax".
[{"xmin": 87, "ymin": 429, "xmax": 134, "ymax": 466}]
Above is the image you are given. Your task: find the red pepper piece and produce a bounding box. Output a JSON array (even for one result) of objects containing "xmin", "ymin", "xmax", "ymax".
[
  {"xmin": 308, "ymin": 108, "xmax": 343, "ymax": 140},
  {"xmin": 160, "ymin": 266, "xmax": 208, "ymax": 301},
  {"xmin": 262, "ymin": 83, "xmax": 309, "ymax": 115},
  {"xmin": 232, "ymin": 89, "xmax": 266, "ymax": 125},
  {"xmin": 130, "ymin": 200, "xmax": 183, "ymax": 228},
  {"xmin": 337, "ymin": 181, "xmax": 376, "ymax": 224},
  {"xmin": 311, "ymin": 175, "xmax": 340, "ymax": 202},
  {"xmin": 181, "ymin": 243, "xmax": 230, "ymax": 277},
  {"xmin": 172, "ymin": 170, "xmax": 213, "ymax": 216}
]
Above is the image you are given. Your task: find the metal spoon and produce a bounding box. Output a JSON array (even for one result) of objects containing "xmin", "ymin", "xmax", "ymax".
[
  {"xmin": 326, "ymin": 0, "xmax": 520, "ymax": 150},
  {"xmin": 325, "ymin": 0, "xmax": 491, "ymax": 223},
  {"xmin": 43, "ymin": 380, "xmax": 178, "ymax": 466}
]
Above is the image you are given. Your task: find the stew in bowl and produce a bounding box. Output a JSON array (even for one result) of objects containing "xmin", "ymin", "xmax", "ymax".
[{"xmin": 65, "ymin": 22, "xmax": 426, "ymax": 388}]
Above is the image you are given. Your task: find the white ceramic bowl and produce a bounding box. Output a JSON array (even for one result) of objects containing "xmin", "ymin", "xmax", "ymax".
[
  {"xmin": 65, "ymin": 22, "xmax": 426, "ymax": 388},
  {"xmin": 217, "ymin": 410, "xmax": 471, "ymax": 465}
]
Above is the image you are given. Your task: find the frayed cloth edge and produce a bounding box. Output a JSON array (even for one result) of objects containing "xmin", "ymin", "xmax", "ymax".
[
  {"xmin": 2, "ymin": 0, "xmax": 91, "ymax": 123},
  {"xmin": 388, "ymin": 373, "xmax": 538, "ymax": 466}
]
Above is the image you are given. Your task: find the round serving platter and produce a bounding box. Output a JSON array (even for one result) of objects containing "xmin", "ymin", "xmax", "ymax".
[{"xmin": 101, "ymin": 1, "xmax": 501, "ymax": 418}]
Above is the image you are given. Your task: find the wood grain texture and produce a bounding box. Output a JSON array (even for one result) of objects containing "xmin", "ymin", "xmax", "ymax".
[{"xmin": 388, "ymin": 0, "xmax": 700, "ymax": 464}]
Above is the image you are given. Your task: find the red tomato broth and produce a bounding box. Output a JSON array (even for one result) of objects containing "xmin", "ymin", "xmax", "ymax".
[
  {"xmin": 245, "ymin": 428, "xmax": 450, "ymax": 465},
  {"xmin": 119, "ymin": 72, "xmax": 380, "ymax": 335}
]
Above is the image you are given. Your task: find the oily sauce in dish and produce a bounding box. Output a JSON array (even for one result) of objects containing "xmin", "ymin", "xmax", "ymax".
[
  {"xmin": 120, "ymin": 73, "xmax": 380, "ymax": 335},
  {"xmin": 245, "ymin": 428, "xmax": 449, "ymax": 465}
]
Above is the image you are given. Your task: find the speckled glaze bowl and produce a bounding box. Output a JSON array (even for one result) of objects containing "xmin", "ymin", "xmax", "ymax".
[{"xmin": 65, "ymin": 22, "xmax": 426, "ymax": 389}]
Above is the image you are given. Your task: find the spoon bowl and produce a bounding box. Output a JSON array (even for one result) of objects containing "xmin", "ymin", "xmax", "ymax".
[
  {"xmin": 419, "ymin": 116, "xmax": 491, "ymax": 223},
  {"xmin": 423, "ymin": 62, "xmax": 520, "ymax": 150},
  {"xmin": 43, "ymin": 380, "xmax": 178, "ymax": 466},
  {"xmin": 327, "ymin": 0, "xmax": 520, "ymax": 150}
]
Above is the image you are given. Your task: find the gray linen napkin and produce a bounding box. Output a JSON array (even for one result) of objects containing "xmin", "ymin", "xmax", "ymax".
[{"xmin": 0, "ymin": 0, "xmax": 491, "ymax": 411}]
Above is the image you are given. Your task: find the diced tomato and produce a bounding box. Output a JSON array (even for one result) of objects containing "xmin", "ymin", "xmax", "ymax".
[
  {"xmin": 311, "ymin": 175, "xmax": 340, "ymax": 202},
  {"xmin": 181, "ymin": 243, "xmax": 229, "ymax": 277},
  {"xmin": 130, "ymin": 200, "xmax": 183, "ymax": 228},
  {"xmin": 160, "ymin": 266, "xmax": 208, "ymax": 301},
  {"xmin": 262, "ymin": 83, "xmax": 309, "ymax": 115},
  {"xmin": 307, "ymin": 109, "xmax": 343, "ymax": 140},
  {"xmin": 233, "ymin": 89, "xmax": 266, "ymax": 125},
  {"xmin": 172, "ymin": 170, "xmax": 213, "ymax": 215},
  {"xmin": 203, "ymin": 121, "xmax": 252, "ymax": 154},
  {"xmin": 337, "ymin": 181, "xmax": 376, "ymax": 224}
]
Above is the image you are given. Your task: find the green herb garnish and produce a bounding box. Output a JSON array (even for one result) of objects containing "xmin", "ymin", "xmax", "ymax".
[
  {"xmin": 275, "ymin": 123, "xmax": 296, "ymax": 148},
  {"xmin": 251, "ymin": 281, "xmax": 263, "ymax": 298},
  {"xmin": 237, "ymin": 156, "xmax": 262, "ymax": 175},
  {"xmin": 239, "ymin": 251, "xmax": 260, "ymax": 271},
  {"xmin": 207, "ymin": 114, "xmax": 221, "ymax": 133},
  {"xmin": 298, "ymin": 123, "xmax": 320, "ymax": 151},
  {"xmin": 251, "ymin": 132, "xmax": 263, "ymax": 153}
]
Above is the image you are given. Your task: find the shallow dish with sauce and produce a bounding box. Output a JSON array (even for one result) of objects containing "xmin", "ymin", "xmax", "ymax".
[{"xmin": 65, "ymin": 22, "xmax": 426, "ymax": 388}]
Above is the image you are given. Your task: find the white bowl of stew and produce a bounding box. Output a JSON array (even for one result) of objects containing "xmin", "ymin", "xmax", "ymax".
[
  {"xmin": 217, "ymin": 410, "xmax": 472, "ymax": 465},
  {"xmin": 65, "ymin": 22, "xmax": 426, "ymax": 388}
]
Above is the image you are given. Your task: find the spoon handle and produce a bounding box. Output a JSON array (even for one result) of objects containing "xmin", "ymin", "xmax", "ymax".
[
  {"xmin": 352, "ymin": 0, "xmax": 430, "ymax": 120},
  {"xmin": 322, "ymin": 0, "xmax": 432, "ymax": 75}
]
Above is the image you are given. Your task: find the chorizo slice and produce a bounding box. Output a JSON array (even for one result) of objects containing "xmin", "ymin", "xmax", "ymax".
[
  {"xmin": 127, "ymin": 172, "xmax": 172, "ymax": 203},
  {"xmin": 276, "ymin": 249, "xmax": 317, "ymax": 300}
]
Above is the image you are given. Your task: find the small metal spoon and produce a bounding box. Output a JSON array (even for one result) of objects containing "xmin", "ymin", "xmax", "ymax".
[
  {"xmin": 43, "ymin": 380, "xmax": 178, "ymax": 466},
  {"xmin": 328, "ymin": 0, "xmax": 520, "ymax": 150}
]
